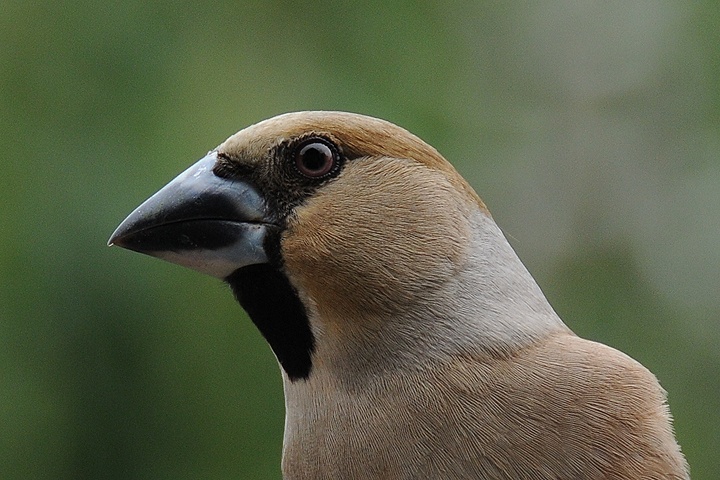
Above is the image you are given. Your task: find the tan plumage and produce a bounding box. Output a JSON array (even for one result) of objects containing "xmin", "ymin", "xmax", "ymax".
[{"xmin": 110, "ymin": 111, "xmax": 689, "ymax": 479}]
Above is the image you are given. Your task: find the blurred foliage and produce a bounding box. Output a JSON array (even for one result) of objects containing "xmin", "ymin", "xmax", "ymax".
[{"xmin": 1, "ymin": 1, "xmax": 718, "ymax": 478}]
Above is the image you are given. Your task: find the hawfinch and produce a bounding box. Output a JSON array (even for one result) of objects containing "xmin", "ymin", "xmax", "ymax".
[{"xmin": 110, "ymin": 111, "xmax": 689, "ymax": 479}]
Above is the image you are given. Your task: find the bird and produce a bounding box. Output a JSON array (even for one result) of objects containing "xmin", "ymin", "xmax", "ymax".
[{"xmin": 109, "ymin": 111, "xmax": 689, "ymax": 479}]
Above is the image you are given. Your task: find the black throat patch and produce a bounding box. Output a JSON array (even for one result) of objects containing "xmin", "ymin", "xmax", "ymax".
[{"xmin": 225, "ymin": 264, "xmax": 315, "ymax": 381}]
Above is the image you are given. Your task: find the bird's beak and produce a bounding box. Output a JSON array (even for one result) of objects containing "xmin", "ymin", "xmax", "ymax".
[{"xmin": 108, "ymin": 152, "xmax": 271, "ymax": 279}]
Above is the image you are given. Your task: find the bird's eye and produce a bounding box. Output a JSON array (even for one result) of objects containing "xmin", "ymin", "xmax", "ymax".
[{"xmin": 294, "ymin": 140, "xmax": 337, "ymax": 178}]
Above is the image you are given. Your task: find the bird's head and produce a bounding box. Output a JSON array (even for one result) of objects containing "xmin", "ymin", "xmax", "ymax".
[{"xmin": 110, "ymin": 111, "xmax": 557, "ymax": 382}]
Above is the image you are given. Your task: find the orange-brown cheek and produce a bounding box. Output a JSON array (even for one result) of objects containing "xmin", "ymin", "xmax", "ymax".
[{"xmin": 280, "ymin": 159, "xmax": 471, "ymax": 320}]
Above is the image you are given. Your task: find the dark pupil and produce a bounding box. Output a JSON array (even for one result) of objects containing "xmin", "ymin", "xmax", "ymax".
[{"xmin": 302, "ymin": 146, "xmax": 327, "ymax": 171}]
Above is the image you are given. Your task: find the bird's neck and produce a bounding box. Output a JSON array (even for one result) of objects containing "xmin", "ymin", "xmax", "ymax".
[
  {"xmin": 279, "ymin": 209, "xmax": 571, "ymax": 477},
  {"xmin": 450, "ymin": 210, "xmax": 570, "ymax": 353},
  {"xmin": 300, "ymin": 210, "xmax": 569, "ymax": 387}
]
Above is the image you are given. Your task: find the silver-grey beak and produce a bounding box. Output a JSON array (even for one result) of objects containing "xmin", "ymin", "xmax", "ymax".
[{"xmin": 109, "ymin": 152, "xmax": 271, "ymax": 279}]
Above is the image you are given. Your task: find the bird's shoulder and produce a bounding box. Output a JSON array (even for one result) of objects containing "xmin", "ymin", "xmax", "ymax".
[{"xmin": 417, "ymin": 332, "xmax": 688, "ymax": 479}]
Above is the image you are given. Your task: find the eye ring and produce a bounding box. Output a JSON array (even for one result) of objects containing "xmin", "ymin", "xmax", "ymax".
[{"xmin": 294, "ymin": 139, "xmax": 337, "ymax": 178}]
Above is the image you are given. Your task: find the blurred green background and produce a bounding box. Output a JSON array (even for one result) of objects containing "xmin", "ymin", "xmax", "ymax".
[{"xmin": 1, "ymin": 1, "xmax": 718, "ymax": 478}]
